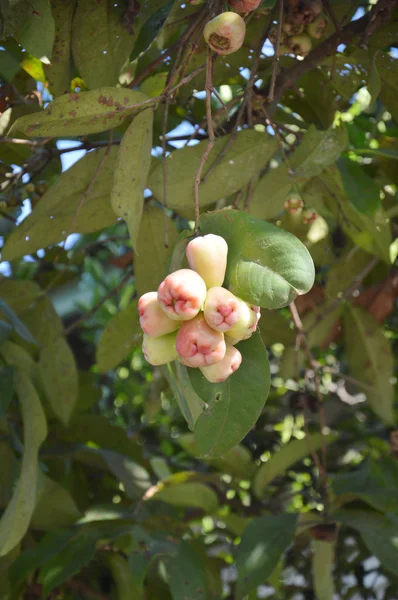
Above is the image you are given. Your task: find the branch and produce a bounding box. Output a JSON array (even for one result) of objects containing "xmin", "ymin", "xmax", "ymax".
[{"xmin": 262, "ymin": 0, "xmax": 398, "ymax": 115}]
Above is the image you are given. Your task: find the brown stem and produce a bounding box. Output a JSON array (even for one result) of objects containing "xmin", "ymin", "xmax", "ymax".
[{"xmin": 268, "ymin": 0, "xmax": 284, "ymax": 102}]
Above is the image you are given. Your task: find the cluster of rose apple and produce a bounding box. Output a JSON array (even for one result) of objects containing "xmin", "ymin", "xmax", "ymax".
[
  {"xmin": 138, "ymin": 235, "xmax": 261, "ymax": 383},
  {"xmin": 270, "ymin": 0, "xmax": 328, "ymax": 58}
]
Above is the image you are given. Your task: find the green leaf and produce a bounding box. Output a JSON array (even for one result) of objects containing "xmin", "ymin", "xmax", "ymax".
[
  {"xmin": 11, "ymin": 87, "xmax": 149, "ymax": 137},
  {"xmin": 22, "ymin": 296, "xmax": 78, "ymax": 426},
  {"xmin": 148, "ymin": 130, "xmax": 277, "ymax": 216},
  {"xmin": 165, "ymin": 541, "xmax": 209, "ymax": 600},
  {"xmin": 0, "ymin": 441, "xmax": 18, "ymax": 509},
  {"xmin": 151, "ymin": 482, "xmax": 219, "ymax": 513},
  {"xmin": 72, "ymin": 0, "xmax": 136, "ymax": 89},
  {"xmin": 191, "ymin": 333, "xmax": 270, "ymax": 458},
  {"xmin": 0, "ymin": 366, "xmax": 14, "ymax": 417},
  {"xmin": 96, "ymin": 300, "xmax": 140, "ymax": 373},
  {"xmin": 107, "ymin": 553, "xmax": 144, "ymax": 600},
  {"xmin": 131, "ymin": 1, "xmax": 174, "ymax": 62},
  {"xmin": 289, "ymin": 124, "xmax": 348, "ymax": 178},
  {"xmin": 0, "ymin": 279, "xmax": 41, "ymax": 314},
  {"xmin": 325, "ymin": 250, "xmax": 373, "ymax": 300},
  {"xmin": 0, "ymin": 373, "xmax": 47, "ymax": 556},
  {"xmin": 111, "ymin": 109, "xmax": 153, "ymax": 249},
  {"xmin": 43, "ymin": 0, "xmax": 76, "ymax": 97},
  {"xmin": 333, "ymin": 508, "xmax": 398, "ymax": 576},
  {"xmin": 337, "ymin": 158, "xmax": 380, "ymax": 214},
  {"xmin": 20, "ymin": 54, "xmax": 46, "ymax": 82},
  {"xmin": 0, "ymin": 298, "xmax": 37, "ymax": 345},
  {"xmin": 343, "ymin": 306, "xmax": 394, "ymax": 424},
  {"xmin": 313, "ymin": 540, "xmax": 335, "ymax": 600},
  {"xmin": 37, "ymin": 529, "xmax": 98, "ymax": 597},
  {"xmin": 135, "ymin": 206, "xmax": 178, "ymax": 297},
  {"xmin": 253, "ymin": 433, "xmax": 337, "ymax": 499},
  {"xmin": 258, "ymin": 309, "xmax": 296, "ymax": 346},
  {"xmin": 2, "ymin": 0, "xmax": 55, "ymax": 61},
  {"xmin": 2, "ymin": 147, "xmax": 118, "ymax": 261},
  {"xmin": 0, "ymin": 48, "xmax": 20, "ymax": 81},
  {"xmin": 0, "ymin": 319, "xmax": 12, "ymax": 345},
  {"xmin": 199, "ymin": 210, "xmax": 315, "ymax": 309},
  {"xmin": 368, "ymin": 50, "xmax": 382, "ymax": 104},
  {"xmin": 235, "ymin": 514, "xmax": 297, "ymax": 598},
  {"xmin": 165, "ymin": 362, "xmax": 205, "ymax": 431},
  {"xmin": 31, "ymin": 473, "xmax": 81, "ymax": 530},
  {"xmin": 103, "ymin": 451, "xmax": 151, "ymax": 499}
]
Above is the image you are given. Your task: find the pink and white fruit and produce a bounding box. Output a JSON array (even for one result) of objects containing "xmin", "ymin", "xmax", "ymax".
[
  {"xmin": 203, "ymin": 287, "xmax": 249, "ymax": 333},
  {"xmin": 225, "ymin": 304, "xmax": 261, "ymax": 345},
  {"xmin": 228, "ymin": 0, "xmax": 262, "ymax": 13},
  {"xmin": 186, "ymin": 234, "xmax": 228, "ymax": 289},
  {"xmin": 289, "ymin": 34, "xmax": 312, "ymax": 57},
  {"xmin": 307, "ymin": 14, "xmax": 328, "ymax": 39},
  {"xmin": 203, "ymin": 12, "xmax": 246, "ymax": 56},
  {"xmin": 176, "ymin": 314, "xmax": 226, "ymax": 368},
  {"xmin": 142, "ymin": 332, "xmax": 178, "ymax": 366},
  {"xmin": 157, "ymin": 269, "xmax": 207, "ymax": 321},
  {"xmin": 138, "ymin": 292, "xmax": 180, "ymax": 337},
  {"xmin": 200, "ymin": 345, "xmax": 242, "ymax": 383}
]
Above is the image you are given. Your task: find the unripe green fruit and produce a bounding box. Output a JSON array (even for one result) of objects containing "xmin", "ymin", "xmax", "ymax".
[
  {"xmin": 203, "ymin": 287, "xmax": 249, "ymax": 333},
  {"xmin": 142, "ymin": 332, "xmax": 178, "ymax": 366},
  {"xmin": 186, "ymin": 234, "xmax": 228, "ymax": 289},
  {"xmin": 289, "ymin": 33, "xmax": 312, "ymax": 57},
  {"xmin": 200, "ymin": 345, "xmax": 242, "ymax": 383},
  {"xmin": 176, "ymin": 314, "xmax": 226, "ymax": 368},
  {"xmin": 157, "ymin": 269, "xmax": 207, "ymax": 321},
  {"xmin": 203, "ymin": 12, "xmax": 246, "ymax": 56},
  {"xmin": 282, "ymin": 21, "xmax": 304, "ymax": 36},
  {"xmin": 306, "ymin": 13, "xmax": 328, "ymax": 39},
  {"xmin": 228, "ymin": 0, "xmax": 262, "ymax": 13},
  {"xmin": 138, "ymin": 292, "xmax": 180, "ymax": 338}
]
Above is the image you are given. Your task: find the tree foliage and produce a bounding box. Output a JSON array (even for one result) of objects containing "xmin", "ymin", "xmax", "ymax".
[{"xmin": 0, "ymin": 0, "xmax": 398, "ymax": 598}]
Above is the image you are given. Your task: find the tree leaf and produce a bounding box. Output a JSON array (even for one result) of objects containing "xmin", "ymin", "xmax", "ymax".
[
  {"xmin": 0, "ymin": 319, "xmax": 12, "ymax": 345},
  {"xmin": 165, "ymin": 362, "xmax": 205, "ymax": 431},
  {"xmin": 0, "ymin": 365, "xmax": 14, "ymax": 418},
  {"xmin": 103, "ymin": 450, "xmax": 151, "ymax": 499},
  {"xmin": 0, "ymin": 298, "xmax": 37, "ymax": 346},
  {"xmin": 107, "ymin": 553, "xmax": 143, "ymax": 600},
  {"xmin": 111, "ymin": 110, "xmax": 153, "ymax": 249},
  {"xmin": 31, "ymin": 472, "xmax": 81, "ymax": 530},
  {"xmin": 191, "ymin": 333, "xmax": 270, "ymax": 458},
  {"xmin": 2, "ymin": 147, "xmax": 118, "ymax": 261},
  {"xmin": 199, "ymin": 210, "xmax": 315, "ymax": 309},
  {"xmin": 368, "ymin": 50, "xmax": 382, "ymax": 103},
  {"xmin": 0, "ymin": 279, "xmax": 41, "ymax": 314},
  {"xmin": 131, "ymin": 1, "xmax": 174, "ymax": 62},
  {"xmin": 151, "ymin": 482, "xmax": 219, "ymax": 513},
  {"xmin": 11, "ymin": 87, "xmax": 149, "ymax": 137},
  {"xmin": 135, "ymin": 206, "xmax": 178, "ymax": 296},
  {"xmin": 337, "ymin": 157, "xmax": 380, "ymax": 214},
  {"xmin": 313, "ymin": 540, "xmax": 335, "ymax": 600},
  {"xmin": 96, "ymin": 300, "xmax": 141, "ymax": 373},
  {"xmin": 343, "ymin": 306, "xmax": 394, "ymax": 424},
  {"xmin": 148, "ymin": 130, "xmax": 277, "ymax": 216},
  {"xmin": 289, "ymin": 124, "xmax": 348, "ymax": 178},
  {"xmin": 325, "ymin": 249, "xmax": 374, "ymax": 300},
  {"xmin": 43, "ymin": 0, "xmax": 76, "ymax": 97},
  {"xmin": 2, "ymin": 0, "xmax": 55, "ymax": 61},
  {"xmin": 165, "ymin": 541, "xmax": 209, "ymax": 600},
  {"xmin": 235, "ymin": 514, "xmax": 297, "ymax": 598},
  {"xmin": 0, "ymin": 373, "xmax": 47, "ymax": 557},
  {"xmin": 253, "ymin": 433, "xmax": 337, "ymax": 499},
  {"xmin": 333, "ymin": 508, "xmax": 398, "ymax": 576}
]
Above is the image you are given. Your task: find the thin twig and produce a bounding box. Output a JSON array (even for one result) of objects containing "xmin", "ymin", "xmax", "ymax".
[
  {"xmin": 321, "ymin": 0, "xmax": 341, "ymax": 35},
  {"xmin": 162, "ymin": 100, "xmax": 170, "ymax": 248},
  {"xmin": 268, "ymin": 0, "xmax": 284, "ymax": 102},
  {"xmin": 211, "ymin": 88, "xmax": 230, "ymax": 120},
  {"xmin": 64, "ymin": 270, "xmax": 133, "ymax": 336},
  {"xmin": 193, "ymin": 50, "xmax": 215, "ymax": 229}
]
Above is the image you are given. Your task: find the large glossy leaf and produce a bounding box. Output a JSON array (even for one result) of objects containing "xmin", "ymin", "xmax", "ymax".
[
  {"xmin": 0, "ymin": 373, "xmax": 47, "ymax": 556},
  {"xmin": 111, "ymin": 110, "xmax": 153, "ymax": 249},
  {"xmin": 2, "ymin": 147, "xmax": 118, "ymax": 261},
  {"xmin": 2, "ymin": 0, "xmax": 55, "ymax": 61},
  {"xmin": 135, "ymin": 206, "xmax": 178, "ymax": 296},
  {"xmin": 235, "ymin": 514, "xmax": 297, "ymax": 598},
  {"xmin": 253, "ymin": 433, "xmax": 337, "ymax": 499},
  {"xmin": 96, "ymin": 300, "xmax": 141, "ymax": 373},
  {"xmin": 148, "ymin": 130, "xmax": 277, "ymax": 216},
  {"xmin": 44, "ymin": 0, "xmax": 76, "ymax": 97},
  {"xmin": 333, "ymin": 508, "xmax": 398, "ymax": 576},
  {"xmin": 11, "ymin": 87, "xmax": 149, "ymax": 137},
  {"xmin": 190, "ymin": 333, "xmax": 270, "ymax": 458},
  {"xmin": 165, "ymin": 541, "xmax": 209, "ymax": 600},
  {"xmin": 337, "ymin": 158, "xmax": 380, "ymax": 214},
  {"xmin": 313, "ymin": 540, "xmax": 335, "ymax": 600},
  {"xmin": 200, "ymin": 210, "xmax": 315, "ymax": 309},
  {"xmin": 344, "ymin": 306, "xmax": 394, "ymax": 424}
]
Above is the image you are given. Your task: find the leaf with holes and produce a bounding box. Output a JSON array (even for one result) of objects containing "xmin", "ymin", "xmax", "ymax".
[
  {"xmin": 344, "ymin": 306, "xmax": 394, "ymax": 424},
  {"xmin": 11, "ymin": 87, "xmax": 149, "ymax": 137},
  {"xmin": 200, "ymin": 210, "xmax": 315, "ymax": 309},
  {"xmin": 2, "ymin": 147, "xmax": 118, "ymax": 261},
  {"xmin": 111, "ymin": 110, "xmax": 153, "ymax": 249},
  {"xmin": 190, "ymin": 333, "xmax": 270, "ymax": 458}
]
